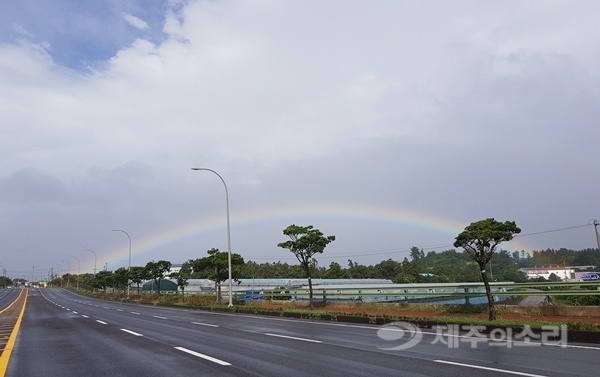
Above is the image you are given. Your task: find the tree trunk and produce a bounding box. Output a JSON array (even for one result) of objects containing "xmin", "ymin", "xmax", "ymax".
[{"xmin": 479, "ymin": 263, "xmax": 496, "ymax": 320}]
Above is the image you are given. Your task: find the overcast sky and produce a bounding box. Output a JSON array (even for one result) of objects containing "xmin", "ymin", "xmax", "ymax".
[{"xmin": 2, "ymin": 0, "xmax": 599, "ymax": 281}]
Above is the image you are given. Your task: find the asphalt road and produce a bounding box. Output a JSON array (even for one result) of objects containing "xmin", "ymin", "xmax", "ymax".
[
  {"xmin": 0, "ymin": 288, "xmax": 20, "ymax": 311},
  {"xmin": 5, "ymin": 288, "xmax": 600, "ymax": 376}
]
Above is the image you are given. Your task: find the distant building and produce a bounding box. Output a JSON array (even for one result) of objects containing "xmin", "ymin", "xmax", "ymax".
[{"xmin": 518, "ymin": 266, "xmax": 574, "ymax": 281}]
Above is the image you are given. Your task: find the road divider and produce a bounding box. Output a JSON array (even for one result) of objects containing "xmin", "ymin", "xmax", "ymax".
[{"xmin": 0, "ymin": 289, "xmax": 28, "ymax": 376}]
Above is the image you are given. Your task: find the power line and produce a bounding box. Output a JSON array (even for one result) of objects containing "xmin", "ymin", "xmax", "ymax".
[{"xmin": 514, "ymin": 224, "xmax": 590, "ymax": 238}]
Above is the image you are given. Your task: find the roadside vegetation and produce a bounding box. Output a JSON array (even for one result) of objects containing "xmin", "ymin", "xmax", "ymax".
[
  {"xmin": 78, "ymin": 289, "xmax": 600, "ymax": 332},
  {"xmin": 47, "ymin": 245, "xmax": 600, "ymax": 296}
]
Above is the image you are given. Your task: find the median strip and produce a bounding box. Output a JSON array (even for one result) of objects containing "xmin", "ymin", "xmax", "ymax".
[
  {"xmin": 0, "ymin": 289, "xmax": 28, "ymax": 376},
  {"xmin": 174, "ymin": 347, "xmax": 231, "ymax": 366}
]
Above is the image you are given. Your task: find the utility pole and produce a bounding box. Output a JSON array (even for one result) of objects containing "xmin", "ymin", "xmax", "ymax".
[{"xmin": 592, "ymin": 219, "xmax": 600, "ymax": 250}]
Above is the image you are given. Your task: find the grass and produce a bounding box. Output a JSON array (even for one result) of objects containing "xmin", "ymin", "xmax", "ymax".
[{"xmin": 76, "ymin": 290, "xmax": 600, "ymax": 332}]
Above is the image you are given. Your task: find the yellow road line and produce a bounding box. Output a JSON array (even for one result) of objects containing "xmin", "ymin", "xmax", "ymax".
[
  {"xmin": 0, "ymin": 290, "xmax": 24, "ymax": 315},
  {"xmin": 0, "ymin": 289, "xmax": 28, "ymax": 376}
]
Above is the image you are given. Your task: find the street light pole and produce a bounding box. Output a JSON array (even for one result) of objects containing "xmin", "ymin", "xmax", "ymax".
[
  {"xmin": 85, "ymin": 249, "xmax": 97, "ymax": 275},
  {"xmin": 112, "ymin": 229, "xmax": 132, "ymax": 298},
  {"xmin": 191, "ymin": 167, "xmax": 233, "ymax": 307},
  {"xmin": 592, "ymin": 220, "xmax": 600, "ymax": 250}
]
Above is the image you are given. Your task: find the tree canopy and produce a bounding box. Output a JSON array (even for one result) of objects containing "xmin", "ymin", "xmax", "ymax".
[
  {"xmin": 189, "ymin": 248, "xmax": 244, "ymax": 302},
  {"xmin": 453, "ymin": 218, "xmax": 521, "ymax": 320},
  {"xmin": 145, "ymin": 260, "xmax": 172, "ymax": 295},
  {"xmin": 277, "ymin": 224, "xmax": 335, "ymax": 307}
]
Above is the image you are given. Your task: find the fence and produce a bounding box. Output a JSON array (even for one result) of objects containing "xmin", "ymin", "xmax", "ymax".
[{"xmin": 232, "ymin": 281, "xmax": 600, "ymax": 304}]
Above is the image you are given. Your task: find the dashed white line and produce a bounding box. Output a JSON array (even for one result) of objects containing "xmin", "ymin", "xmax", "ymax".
[
  {"xmin": 116, "ymin": 309, "xmax": 124, "ymax": 312},
  {"xmin": 433, "ymin": 360, "xmax": 547, "ymax": 377},
  {"xmin": 265, "ymin": 333, "xmax": 322, "ymax": 343},
  {"xmin": 191, "ymin": 322, "xmax": 219, "ymax": 328},
  {"xmin": 174, "ymin": 347, "xmax": 231, "ymax": 366},
  {"xmin": 131, "ymin": 312, "xmax": 140, "ymax": 315},
  {"xmin": 121, "ymin": 329, "xmax": 143, "ymax": 337},
  {"xmin": 82, "ymin": 315, "xmax": 89, "ymax": 318},
  {"xmin": 153, "ymin": 315, "xmax": 168, "ymax": 320},
  {"xmin": 96, "ymin": 320, "xmax": 107, "ymax": 325}
]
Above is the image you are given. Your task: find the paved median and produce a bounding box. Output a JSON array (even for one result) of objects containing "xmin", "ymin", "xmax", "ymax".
[{"xmin": 0, "ymin": 289, "xmax": 28, "ymax": 376}]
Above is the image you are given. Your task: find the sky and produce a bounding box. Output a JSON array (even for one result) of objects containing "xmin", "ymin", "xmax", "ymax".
[{"xmin": 1, "ymin": 0, "xmax": 599, "ymax": 281}]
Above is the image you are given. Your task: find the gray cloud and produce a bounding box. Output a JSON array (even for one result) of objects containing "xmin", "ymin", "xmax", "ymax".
[{"xmin": 1, "ymin": 0, "xmax": 599, "ymax": 279}]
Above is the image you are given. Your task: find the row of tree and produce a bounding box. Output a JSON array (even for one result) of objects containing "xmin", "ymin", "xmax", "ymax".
[
  {"xmin": 40, "ymin": 246, "xmax": 600, "ymax": 292},
  {"xmin": 47, "ymin": 220, "xmax": 598, "ymax": 320}
]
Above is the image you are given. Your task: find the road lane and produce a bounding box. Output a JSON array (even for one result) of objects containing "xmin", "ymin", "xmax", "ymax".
[
  {"xmin": 0, "ymin": 289, "xmax": 20, "ymax": 312},
  {"xmin": 6, "ymin": 288, "xmax": 600, "ymax": 376},
  {"xmin": 7, "ymin": 289, "xmax": 245, "ymax": 377}
]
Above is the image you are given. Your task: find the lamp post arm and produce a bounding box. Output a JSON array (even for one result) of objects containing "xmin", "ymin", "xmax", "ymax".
[{"xmin": 191, "ymin": 167, "xmax": 234, "ymax": 307}]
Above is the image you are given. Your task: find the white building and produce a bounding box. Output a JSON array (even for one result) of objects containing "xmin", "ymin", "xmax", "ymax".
[{"xmin": 519, "ymin": 266, "xmax": 574, "ymax": 281}]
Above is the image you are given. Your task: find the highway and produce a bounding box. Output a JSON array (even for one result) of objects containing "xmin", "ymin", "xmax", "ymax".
[
  {"xmin": 4, "ymin": 288, "xmax": 600, "ymax": 376},
  {"xmin": 0, "ymin": 288, "xmax": 20, "ymax": 311}
]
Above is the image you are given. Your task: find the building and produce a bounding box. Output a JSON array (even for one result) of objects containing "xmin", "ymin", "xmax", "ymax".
[{"xmin": 518, "ymin": 266, "xmax": 575, "ymax": 281}]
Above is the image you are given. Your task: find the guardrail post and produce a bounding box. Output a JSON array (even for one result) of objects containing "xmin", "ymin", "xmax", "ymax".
[{"xmin": 464, "ymin": 288, "xmax": 470, "ymax": 305}]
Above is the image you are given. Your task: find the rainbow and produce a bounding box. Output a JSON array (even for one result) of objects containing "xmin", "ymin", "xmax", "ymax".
[{"xmin": 103, "ymin": 202, "xmax": 531, "ymax": 268}]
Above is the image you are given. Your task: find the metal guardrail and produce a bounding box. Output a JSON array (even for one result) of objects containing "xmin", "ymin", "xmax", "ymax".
[{"xmin": 233, "ymin": 281, "xmax": 600, "ymax": 302}]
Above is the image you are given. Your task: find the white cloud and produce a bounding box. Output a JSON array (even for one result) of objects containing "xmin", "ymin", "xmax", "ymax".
[
  {"xmin": 2, "ymin": 0, "xmax": 600, "ymax": 275},
  {"xmin": 122, "ymin": 13, "xmax": 149, "ymax": 31}
]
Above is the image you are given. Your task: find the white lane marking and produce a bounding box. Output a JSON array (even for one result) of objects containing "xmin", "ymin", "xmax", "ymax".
[
  {"xmin": 96, "ymin": 320, "xmax": 108, "ymax": 325},
  {"xmin": 72, "ymin": 311, "xmax": 78, "ymax": 314},
  {"xmin": 174, "ymin": 347, "xmax": 231, "ymax": 366},
  {"xmin": 116, "ymin": 309, "xmax": 124, "ymax": 312},
  {"xmin": 82, "ymin": 315, "xmax": 89, "ymax": 318},
  {"xmin": 200, "ymin": 311, "xmax": 600, "ymax": 351},
  {"xmin": 191, "ymin": 322, "xmax": 219, "ymax": 328},
  {"xmin": 265, "ymin": 333, "xmax": 322, "ymax": 343},
  {"xmin": 121, "ymin": 329, "xmax": 143, "ymax": 337},
  {"xmin": 434, "ymin": 360, "xmax": 547, "ymax": 377},
  {"xmin": 153, "ymin": 315, "xmax": 168, "ymax": 320},
  {"xmin": 130, "ymin": 312, "xmax": 140, "ymax": 315}
]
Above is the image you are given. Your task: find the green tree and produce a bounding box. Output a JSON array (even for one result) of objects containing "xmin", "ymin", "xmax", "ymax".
[
  {"xmin": 0, "ymin": 276, "xmax": 12, "ymax": 288},
  {"xmin": 145, "ymin": 260, "xmax": 172, "ymax": 295},
  {"xmin": 129, "ymin": 266, "xmax": 148, "ymax": 295},
  {"xmin": 454, "ymin": 218, "xmax": 521, "ymax": 320},
  {"xmin": 190, "ymin": 249, "xmax": 244, "ymax": 303},
  {"xmin": 277, "ymin": 224, "xmax": 335, "ymax": 308},
  {"xmin": 172, "ymin": 262, "xmax": 193, "ymax": 297},
  {"xmin": 324, "ymin": 261, "xmax": 349, "ymax": 279},
  {"xmin": 113, "ymin": 267, "xmax": 129, "ymax": 291},
  {"xmin": 374, "ymin": 259, "xmax": 402, "ymax": 280},
  {"xmin": 347, "ymin": 259, "xmax": 374, "ymax": 279},
  {"xmin": 94, "ymin": 270, "xmax": 113, "ymax": 293}
]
